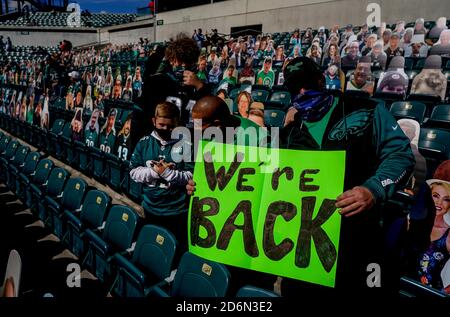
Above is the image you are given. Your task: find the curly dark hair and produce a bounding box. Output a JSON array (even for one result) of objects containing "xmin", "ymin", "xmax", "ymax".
[{"xmin": 165, "ymin": 35, "xmax": 200, "ymax": 67}]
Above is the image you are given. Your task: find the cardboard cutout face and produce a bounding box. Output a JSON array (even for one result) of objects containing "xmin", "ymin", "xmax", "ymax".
[
  {"xmin": 411, "ymin": 69, "xmax": 447, "ymax": 100},
  {"xmin": 71, "ymin": 108, "xmax": 84, "ymax": 142},
  {"xmin": 41, "ymin": 94, "xmax": 50, "ymax": 130},
  {"xmin": 398, "ymin": 118, "xmax": 420, "ymax": 147},
  {"xmin": 377, "ymin": 70, "xmax": 409, "ymax": 96},
  {"xmin": 347, "ymin": 62, "xmax": 374, "ymax": 95}
]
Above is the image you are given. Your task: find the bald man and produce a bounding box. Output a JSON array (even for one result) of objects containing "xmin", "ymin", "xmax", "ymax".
[
  {"xmin": 191, "ymin": 96, "xmax": 267, "ymax": 145},
  {"xmin": 188, "ymin": 96, "xmax": 276, "ymax": 294}
]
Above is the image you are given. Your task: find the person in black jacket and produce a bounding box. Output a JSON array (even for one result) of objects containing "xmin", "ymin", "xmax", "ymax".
[
  {"xmin": 133, "ymin": 35, "xmax": 213, "ymax": 150},
  {"xmin": 280, "ymin": 57, "xmax": 415, "ymax": 295}
]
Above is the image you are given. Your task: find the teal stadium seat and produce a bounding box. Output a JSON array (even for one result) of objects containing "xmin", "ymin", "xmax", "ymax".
[
  {"xmin": 425, "ymin": 104, "xmax": 450, "ymax": 130},
  {"xmin": 251, "ymin": 90, "xmax": 270, "ymax": 103},
  {"xmin": 46, "ymin": 178, "xmax": 88, "ymax": 238},
  {"xmin": 390, "ymin": 101, "xmax": 427, "ymax": 125},
  {"xmin": 15, "ymin": 151, "xmax": 41, "ymax": 199},
  {"xmin": 31, "ymin": 167, "xmax": 69, "ymax": 225},
  {"xmin": 150, "ymin": 252, "xmax": 230, "ymax": 297},
  {"xmin": 112, "ymin": 225, "xmax": 177, "ymax": 297},
  {"xmin": 63, "ymin": 190, "xmax": 111, "ymax": 258},
  {"xmin": 24, "ymin": 158, "xmax": 53, "ymax": 209},
  {"xmin": 264, "ymin": 109, "xmax": 286, "ymax": 128},
  {"xmin": 269, "ymin": 91, "xmax": 291, "ymax": 106},
  {"xmin": 418, "ymin": 128, "xmax": 450, "ymax": 178},
  {"xmin": 0, "ymin": 140, "xmax": 19, "ymax": 182},
  {"xmin": 6, "ymin": 145, "xmax": 29, "ymax": 192},
  {"xmin": 84, "ymin": 205, "xmax": 138, "ymax": 283}
]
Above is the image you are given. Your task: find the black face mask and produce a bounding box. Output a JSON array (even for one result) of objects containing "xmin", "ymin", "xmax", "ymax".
[{"xmin": 155, "ymin": 128, "xmax": 172, "ymax": 141}]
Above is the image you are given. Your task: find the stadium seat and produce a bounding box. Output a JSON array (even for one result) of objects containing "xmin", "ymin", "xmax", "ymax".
[
  {"xmin": 6, "ymin": 145, "xmax": 29, "ymax": 191},
  {"xmin": 15, "ymin": 151, "xmax": 41, "ymax": 200},
  {"xmin": 83, "ymin": 205, "xmax": 138, "ymax": 283},
  {"xmin": 252, "ymin": 90, "xmax": 270, "ymax": 103},
  {"xmin": 389, "ymin": 101, "xmax": 427, "ymax": 125},
  {"xmin": 63, "ymin": 190, "xmax": 111, "ymax": 258},
  {"xmin": 236, "ymin": 285, "xmax": 280, "ymax": 297},
  {"xmin": 90, "ymin": 147, "xmax": 107, "ymax": 181},
  {"xmin": 31, "ymin": 167, "xmax": 69, "ymax": 225},
  {"xmin": 269, "ymin": 91, "xmax": 291, "ymax": 106},
  {"xmin": 23, "ymin": 158, "xmax": 53, "ymax": 209},
  {"xmin": 424, "ymin": 104, "xmax": 450, "ymax": 130},
  {"xmin": 105, "ymin": 154, "xmax": 126, "ymax": 191},
  {"xmin": 46, "ymin": 178, "xmax": 88, "ymax": 238},
  {"xmin": 418, "ymin": 128, "xmax": 450, "ymax": 178},
  {"xmin": 123, "ymin": 162, "xmax": 143, "ymax": 203},
  {"xmin": 47, "ymin": 119, "xmax": 66, "ymax": 155},
  {"xmin": 264, "ymin": 109, "xmax": 286, "ymax": 128},
  {"xmin": 0, "ymin": 140, "xmax": 19, "ymax": 182},
  {"xmin": 149, "ymin": 252, "xmax": 230, "ymax": 297},
  {"xmin": 61, "ymin": 130, "xmax": 77, "ymax": 166},
  {"xmin": 74, "ymin": 141, "xmax": 91, "ymax": 174},
  {"xmin": 407, "ymin": 94, "xmax": 442, "ymax": 117},
  {"xmin": 111, "ymin": 225, "xmax": 177, "ymax": 297}
]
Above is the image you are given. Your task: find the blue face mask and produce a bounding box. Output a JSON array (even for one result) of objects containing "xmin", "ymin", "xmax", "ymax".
[{"xmin": 292, "ymin": 90, "xmax": 335, "ymax": 122}]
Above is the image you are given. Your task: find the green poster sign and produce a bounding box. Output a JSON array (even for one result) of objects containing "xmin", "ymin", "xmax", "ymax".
[{"xmin": 189, "ymin": 141, "xmax": 346, "ymax": 288}]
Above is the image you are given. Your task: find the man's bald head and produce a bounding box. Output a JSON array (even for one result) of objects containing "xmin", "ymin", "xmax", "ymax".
[{"xmin": 192, "ymin": 96, "xmax": 231, "ymax": 128}]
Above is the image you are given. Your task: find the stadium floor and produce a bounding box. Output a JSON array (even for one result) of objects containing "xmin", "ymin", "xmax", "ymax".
[{"xmin": 0, "ymin": 183, "xmax": 109, "ymax": 298}]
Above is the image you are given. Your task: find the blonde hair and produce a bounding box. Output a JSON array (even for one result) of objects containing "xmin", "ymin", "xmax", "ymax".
[
  {"xmin": 154, "ymin": 102, "xmax": 180, "ymax": 121},
  {"xmin": 431, "ymin": 182, "xmax": 450, "ymax": 193}
]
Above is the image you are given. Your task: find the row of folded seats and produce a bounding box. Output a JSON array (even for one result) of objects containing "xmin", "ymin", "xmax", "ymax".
[
  {"xmin": 0, "ymin": 130, "xmax": 277, "ymax": 297},
  {"xmin": 0, "ymin": 104, "xmax": 146, "ymax": 204}
]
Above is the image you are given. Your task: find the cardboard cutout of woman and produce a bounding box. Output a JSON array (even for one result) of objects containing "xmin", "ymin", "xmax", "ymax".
[
  {"xmin": 419, "ymin": 160, "xmax": 450, "ymax": 294},
  {"xmin": 115, "ymin": 113, "xmax": 132, "ymax": 161},
  {"xmin": 103, "ymin": 67, "xmax": 113, "ymax": 99},
  {"xmin": 410, "ymin": 55, "xmax": 447, "ymax": 101},
  {"xmin": 19, "ymin": 95, "xmax": 27, "ymax": 122},
  {"xmin": 34, "ymin": 95, "xmax": 43, "ymax": 127},
  {"xmin": 83, "ymin": 85, "xmax": 94, "ymax": 115},
  {"xmin": 7, "ymin": 90, "xmax": 16, "ymax": 116},
  {"xmin": 71, "ymin": 108, "xmax": 84, "ymax": 143},
  {"xmin": 13, "ymin": 91, "xmax": 21, "ymax": 119},
  {"xmin": 65, "ymin": 89, "xmax": 74, "ymax": 110},
  {"xmin": 26, "ymin": 93, "xmax": 35, "ymax": 124},
  {"xmin": 41, "ymin": 92, "xmax": 50, "ymax": 130}
]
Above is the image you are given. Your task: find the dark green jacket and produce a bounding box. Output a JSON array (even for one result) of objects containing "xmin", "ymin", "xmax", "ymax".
[{"xmin": 130, "ymin": 131, "xmax": 194, "ymax": 216}]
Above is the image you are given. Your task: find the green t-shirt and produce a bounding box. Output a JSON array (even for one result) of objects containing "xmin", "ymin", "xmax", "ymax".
[
  {"xmin": 256, "ymin": 70, "xmax": 275, "ymax": 88},
  {"xmin": 304, "ymin": 97, "xmax": 339, "ymax": 147}
]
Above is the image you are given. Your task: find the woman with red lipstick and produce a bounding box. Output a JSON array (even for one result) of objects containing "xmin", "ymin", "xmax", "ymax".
[{"xmin": 419, "ymin": 160, "xmax": 450, "ymax": 294}]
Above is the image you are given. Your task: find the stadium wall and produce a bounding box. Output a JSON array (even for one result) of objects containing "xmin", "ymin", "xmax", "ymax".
[
  {"xmin": 0, "ymin": 26, "xmax": 98, "ymax": 47},
  {"xmin": 155, "ymin": 0, "xmax": 450, "ymax": 40}
]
